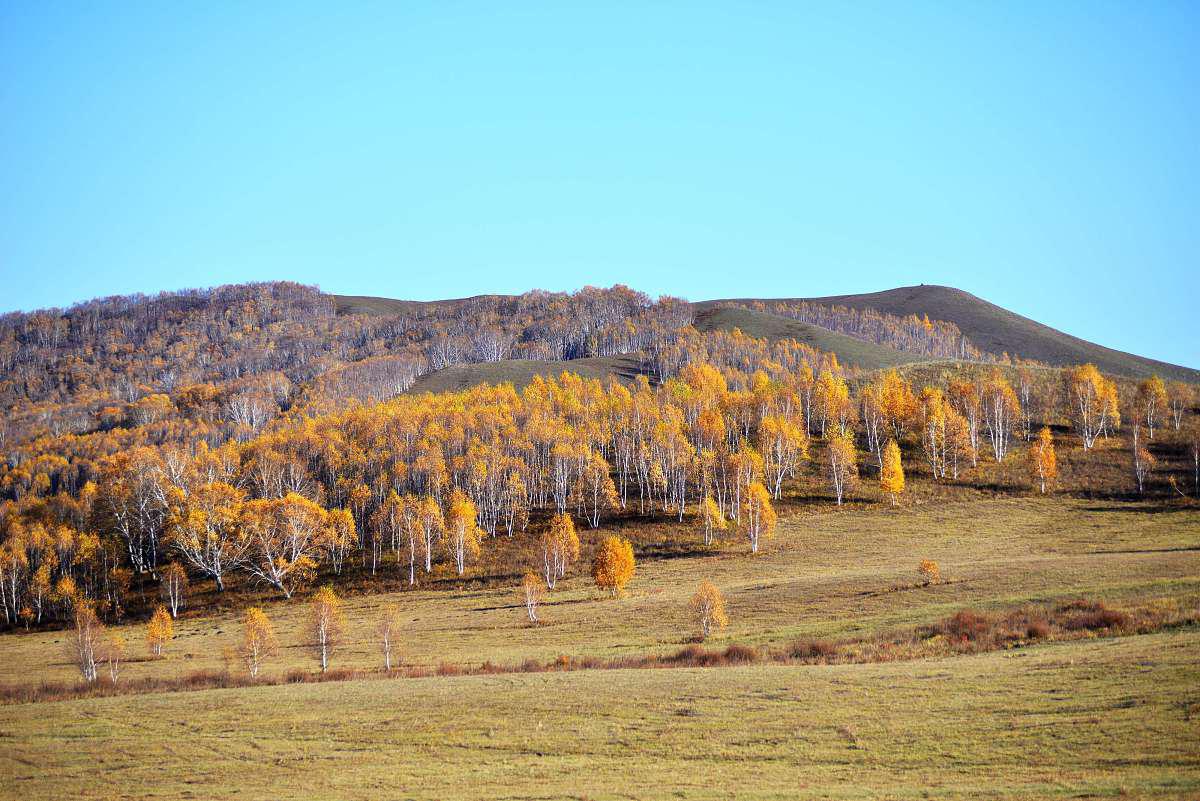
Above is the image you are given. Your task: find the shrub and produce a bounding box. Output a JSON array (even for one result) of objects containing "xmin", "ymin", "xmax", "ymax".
[{"xmin": 918, "ymin": 560, "xmax": 941, "ymax": 586}]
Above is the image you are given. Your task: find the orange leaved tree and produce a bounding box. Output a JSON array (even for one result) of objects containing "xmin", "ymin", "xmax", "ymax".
[{"xmin": 592, "ymin": 536, "xmax": 635, "ymax": 598}]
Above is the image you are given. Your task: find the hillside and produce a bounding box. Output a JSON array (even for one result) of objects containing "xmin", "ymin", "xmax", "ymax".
[
  {"xmin": 782, "ymin": 285, "xmax": 1198, "ymax": 382},
  {"xmin": 407, "ymin": 355, "xmax": 649, "ymax": 393},
  {"xmin": 333, "ymin": 293, "xmax": 515, "ymax": 316},
  {"xmin": 691, "ymin": 305, "xmax": 927, "ymax": 370}
]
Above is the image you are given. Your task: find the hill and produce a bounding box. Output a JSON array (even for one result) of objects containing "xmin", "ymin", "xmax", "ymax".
[
  {"xmin": 781, "ymin": 285, "xmax": 1197, "ymax": 382},
  {"xmin": 332, "ymin": 293, "xmax": 515, "ymax": 316},
  {"xmin": 691, "ymin": 305, "xmax": 927, "ymax": 370},
  {"xmin": 406, "ymin": 355, "xmax": 649, "ymax": 393}
]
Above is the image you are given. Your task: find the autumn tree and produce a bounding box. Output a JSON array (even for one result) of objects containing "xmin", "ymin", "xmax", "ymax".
[
  {"xmin": 1066, "ymin": 364, "xmax": 1119, "ymax": 450},
  {"xmin": 414, "ymin": 494, "xmax": 443, "ymax": 574},
  {"xmin": 159, "ymin": 562, "xmax": 188, "ymax": 618},
  {"xmin": 445, "ymin": 489, "xmax": 482, "ymax": 576},
  {"xmin": 240, "ymin": 493, "xmax": 329, "ymax": 598},
  {"xmin": 167, "ymin": 482, "xmax": 248, "ymax": 592},
  {"xmin": 575, "ymin": 451, "xmax": 619, "ymax": 528},
  {"xmin": 689, "ymin": 580, "xmax": 729, "ymax": 640},
  {"xmin": 239, "ymin": 607, "xmax": 277, "ymax": 678},
  {"xmin": 825, "ymin": 429, "xmax": 858, "ymax": 505},
  {"xmin": 67, "ymin": 603, "xmax": 104, "ymax": 682},
  {"xmin": 1131, "ymin": 424, "xmax": 1154, "ymax": 494},
  {"xmin": 1027, "ymin": 426, "xmax": 1057, "ymax": 494},
  {"xmin": 880, "ymin": 439, "xmax": 904, "ymax": 506},
  {"xmin": 700, "ymin": 495, "xmax": 726, "ymax": 546},
  {"xmin": 146, "ymin": 604, "xmax": 173, "ymax": 658},
  {"xmin": 1135, "ymin": 375, "xmax": 1168, "ymax": 439},
  {"xmin": 918, "ymin": 559, "xmax": 940, "ymax": 585},
  {"xmin": 521, "ymin": 570, "xmax": 543, "ymax": 624},
  {"xmin": 541, "ymin": 512, "xmax": 580, "ymax": 589},
  {"xmin": 758, "ymin": 414, "xmax": 809, "ymax": 499},
  {"xmin": 982, "ymin": 370, "xmax": 1020, "ymax": 462},
  {"xmin": 102, "ymin": 633, "xmax": 126, "ymax": 682},
  {"xmin": 592, "ymin": 535, "xmax": 635, "ymax": 597},
  {"xmin": 307, "ymin": 585, "xmax": 343, "ymax": 672},
  {"xmin": 376, "ymin": 603, "xmax": 402, "ymax": 670},
  {"xmin": 1167, "ymin": 381, "xmax": 1193, "ymax": 432},
  {"xmin": 742, "ymin": 482, "xmax": 777, "ymax": 553}
]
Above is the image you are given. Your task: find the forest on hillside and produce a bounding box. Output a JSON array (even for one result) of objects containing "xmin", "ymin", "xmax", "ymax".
[{"xmin": 1, "ymin": 282, "xmax": 1197, "ymax": 636}]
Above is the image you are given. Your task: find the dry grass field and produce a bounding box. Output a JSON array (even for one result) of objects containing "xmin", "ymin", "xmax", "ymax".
[{"xmin": 1, "ymin": 491, "xmax": 1198, "ymax": 799}]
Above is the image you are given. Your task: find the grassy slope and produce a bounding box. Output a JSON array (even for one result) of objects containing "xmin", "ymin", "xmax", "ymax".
[
  {"xmin": 331, "ymin": 293, "xmax": 513, "ymax": 316},
  {"xmin": 692, "ymin": 305, "xmax": 926, "ymax": 369},
  {"xmin": 741, "ymin": 284, "xmax": 1198, "ymax": 382},
  {"xmin": 2, "ymin": 631, "xmax": 1196, "ymax": 800},
  {"xmin": 406, "ymin": 355, "xmax": 648, "ymax": 394}
]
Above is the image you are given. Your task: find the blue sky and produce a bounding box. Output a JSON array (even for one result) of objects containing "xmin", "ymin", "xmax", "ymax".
[{"xmin": 2, "ymin": 1, "xmax": 1197, "ymax": 367}]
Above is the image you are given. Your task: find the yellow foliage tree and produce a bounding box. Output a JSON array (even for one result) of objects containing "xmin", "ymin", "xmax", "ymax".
[
  {"xmin": 700, "ymin": 495, "xmax": 726, "ymax": 546},
  {"xmin": 239, "ymin": 607, "xmax": 277, "ymax": 678},
  {"xmin": 307, "ymin": 585, "xmax": 343, "ymax": 672},
  {"xmin": 689, "ymin": 580, "xmax": 729, "ymax": 640},
  {"xmin": 1028, "ymin": 426, "xmax": 1057, "ymax": 494},
  {"xmin": 880, "ymin": 439, "xmax": 904, "ymax": 506},
  {"xmin": 146, "ymin": 604, "xmax": 173, "ymax": 658},
  {"xmin": 592, "ymin": 536, "xmax": 635, "ymax": 597},
  {"xmin": 521, "ymin": 570, "xmax": 543, "ymax": 624},
  {"xmin": 541, "ymin": 512, "xmax": 580, "ymax": 589},
  {"xmin": 742, "ymin": 482, "xmax": 776, "ymax": 553},
  {"xmin": 445, "ymin": 489, "xmax": 482, "ymax": 576}
]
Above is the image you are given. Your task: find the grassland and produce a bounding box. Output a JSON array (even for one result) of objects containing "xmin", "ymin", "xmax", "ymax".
[{"xmin": 2, "ymin": 477, "xmax": 1198, "ymax": 798}]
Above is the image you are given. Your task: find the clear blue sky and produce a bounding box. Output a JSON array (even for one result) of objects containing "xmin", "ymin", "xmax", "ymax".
[{"xmin": 2, "ymin": 2, "xmax": 1197, "ymax": 367}]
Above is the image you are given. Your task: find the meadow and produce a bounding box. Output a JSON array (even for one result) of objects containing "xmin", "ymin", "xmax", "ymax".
[{"xmin": 1, "ymin": 490, "xmax": 1198, "ymax": 799}]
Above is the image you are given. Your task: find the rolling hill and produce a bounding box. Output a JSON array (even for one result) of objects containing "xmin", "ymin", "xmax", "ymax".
[
  {"xmin": 691, "ymin": 305, "xmax": 926, "ymax": 370},
  {"xmin": 780, "ymin": 285, "xmax": 1197, "ymax": 382}
]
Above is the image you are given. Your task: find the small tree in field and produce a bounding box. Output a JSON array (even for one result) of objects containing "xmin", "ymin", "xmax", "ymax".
[
  {"xmin": 307, "ymin": 586, "xmax": 344, "ymax": 672},
  {"xmin": 67, "ymin": 604, "xmax": 104, "ymax": 682},
  {"xmin": 521, "ymin": 570, "xmax": 543, "ymax": 624},
  {"xmin": 376, "ymin": 604, "xmax": 402, "ymax": 671},
  {"xmin": 1027, "ymin": 426, "xmax": 1057, "ymax": 494},
  {"xmin": 918, "ymin": 559, "xmax": 941, "ymax": 585},
  {"xmin": 592, "ymin": 536, "xmax": 635, "ymax": 598},
  {"xmin": 159, "ymin": 562, "xmax": 188, "ymax": 618},
  {"xmin": 146, "ymin": 605, "xmax": 173, "ymax": 658},
  {"xmin": 239, "ymin": 607, "xmax": 277, "ymax": 678},
  {"xmin": 102, "ymin": 633, "xmax": 126, "ymax": 682},
  {"xmin": 700, "ymin": 495, "xmax": 726, "ymax": 546},
  {"xmin": 879, "ymin": 439, "xmax": 904, "ymax": 506},
  {"xmin": 689, "ymin": 581, "xmax": 729, "ymax": 640},
  {"xmin": 541, "ymin": 513, "xmax": 580, "ymax": 589}
]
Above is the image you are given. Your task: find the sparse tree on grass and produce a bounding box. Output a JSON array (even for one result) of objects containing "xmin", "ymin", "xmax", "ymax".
[
  {"xmin": 102, "ymin": 633, "xmax": 126, "ymax": 682},
  {"xmin": 689, "ymin": 580, "xmax": 729, "ymax": 640},
  {"xmin": 376, "ymin": 603, "xmax": 402, "ymax": 671},
  {"xmin": 159, "ymin": 562, "xmax": 188, "ymax": 618},
  {"xmin": 239, "ymin": 607, "xmax": 277, "ymax": 678},
  {"xmin": 1167, "ymin": 382, "xmax": 1192, "ymax": 432},
  {"xmin": 521, "ymin": 570, "xmax": 543, "ymax": 624},
  {"xmin": 307, "ymin": 586, "xmax": 343, "ymax": 672},
  {"xmin": 1027, "ymin": 426, "xmax": 1057, "ymax": 494},
  {"xmin": 146, "ymin": 604, "xmax": 173, "ymax": 658},
  {"xmin": 592, "ymin": 536, "xmax": 635, "ymax": 598},
  {"xmin": 918, "ymin": 560, "xmax": 941, "ymax": 586},
  {"xmin": 67, "ymin": 604, "xmax": 104, "ymax": 682},
  {"xmin": 541, "ymin": 513, "xmax": 580, "ymax": 590},
  {"xmin": 880, "ymin": 440, "xmax": 904, "ymax": 506}
]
